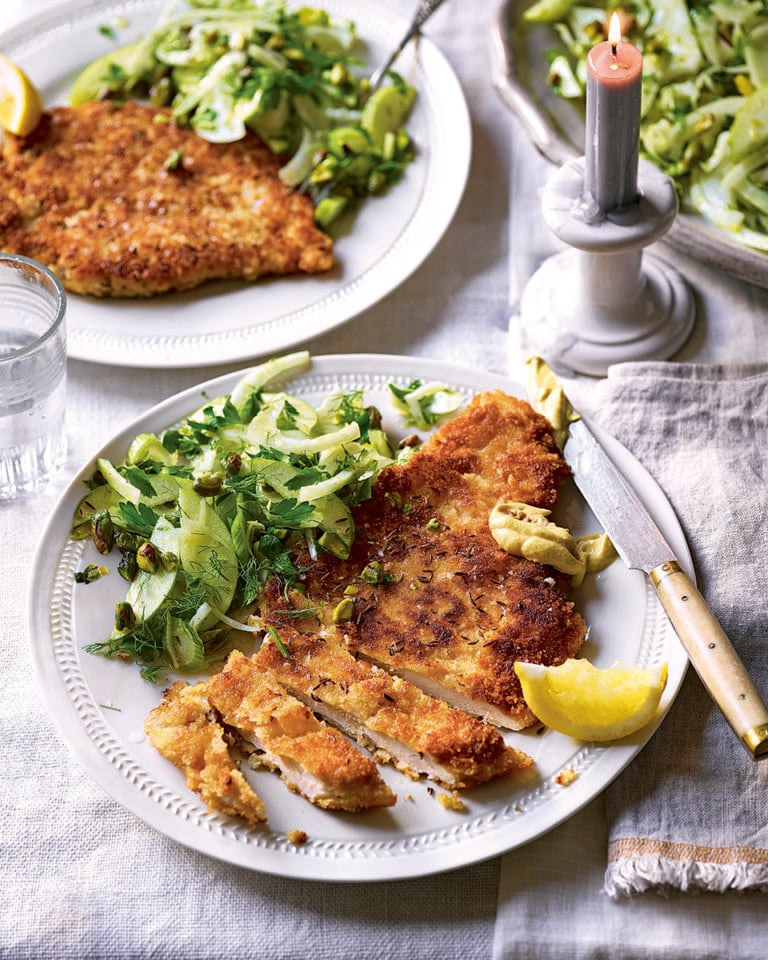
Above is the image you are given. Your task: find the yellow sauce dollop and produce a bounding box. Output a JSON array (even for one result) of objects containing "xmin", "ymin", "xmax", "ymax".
[
  {"xmin": 526, "ymin": 356, "xmax": 579, "ymax": 451},
  {"xmin": 489, "ymin": 501, "xmax": 617, "ymax": 587}
]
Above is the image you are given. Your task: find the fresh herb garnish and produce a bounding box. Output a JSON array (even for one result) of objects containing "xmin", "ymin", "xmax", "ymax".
[
  {"xmin": 267, "ymin": 624, "xmax": 291, "ymax": 659},
  {"xmin": 71, "ymin": 351, "xmax": 402, "ymax": 680},
  {"xmin": 119, "ymin": 501, "xmax": 161, "ymax": 539},
  {"xmin": 72, "ymin": 351, "xmax": 460, "ymax": 681}
]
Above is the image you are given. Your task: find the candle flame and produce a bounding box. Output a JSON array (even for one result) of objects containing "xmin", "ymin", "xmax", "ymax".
[{"xmin": 608, "ymin": 12, "xmax": 622, "ymax": 47}]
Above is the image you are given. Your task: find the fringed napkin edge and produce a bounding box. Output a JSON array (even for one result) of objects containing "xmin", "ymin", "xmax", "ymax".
[{"xmin": 604, "ymin": 838, "xmax": 768, "ymax": 898}]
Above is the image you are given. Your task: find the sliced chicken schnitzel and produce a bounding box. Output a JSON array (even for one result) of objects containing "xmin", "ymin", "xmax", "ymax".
[
  {"xmin": 207, "ymin": 650, "xmax": 396, "ymax": 812},
  {"xmin": 253, "ymin": 627, "xmax": 532, "ymax": 789},
  {"xmin": 0, "ymin": 101, "xmax": 334, "ymax": 297},
  {"xmin": 261, "ymin": 390, "xmax": 586, "ymax": 729},
  {"xmin": 146, "ymin": 651, "xmax": 396, "ymax": 818},
  {"xmin": 144, "ymin": 678, "xmax": 267, "ymax": 827}
]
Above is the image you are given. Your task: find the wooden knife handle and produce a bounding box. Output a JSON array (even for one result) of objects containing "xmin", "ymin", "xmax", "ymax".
[{"xmin": 651, "ymin": 561, "xmax": 768, "ymax": 759}]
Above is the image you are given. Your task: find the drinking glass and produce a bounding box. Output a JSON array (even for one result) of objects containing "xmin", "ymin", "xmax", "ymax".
[{"xmin": 0, "ymin": 254, "xmax": 67, "ymax": 500}]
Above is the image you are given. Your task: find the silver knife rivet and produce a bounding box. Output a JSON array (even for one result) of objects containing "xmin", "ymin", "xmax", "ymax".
[
  {"xmin": 708, "ymin": 642, "xmax": 716, "ymax": 649},
  {"xmin": 681, "ymin": 595, "xmax": 689, "ymax": 601}
]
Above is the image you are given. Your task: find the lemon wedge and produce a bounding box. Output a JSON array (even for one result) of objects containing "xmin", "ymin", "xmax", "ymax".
[
  {"xmin": 0, "ymin": 54, "xmax": 43, "ymax": 136},
  {"xmin": 515, "ymin": 658, "xmax": 669, "ymax": 741}
]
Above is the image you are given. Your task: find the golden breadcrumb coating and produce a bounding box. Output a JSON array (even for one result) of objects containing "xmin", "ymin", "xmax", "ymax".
[
  {"xmin": 207, "ymin": 650, "xmax": 396, "ymax": 812},
  {"xmin": 146, "ymin": 651, "xmax": 397, "ymax": 820},
  {"xmin": 253, "ymin": 628, "xmax": 532, "ymax": 789},
  {"xmin": 144, "ymin": 679, "xmax": 267, "ymax": 827},
  {"xmin": 145, "ymin": 390, "xmax": 583, "ymax": 824},
  {"xmin": 0, "ymin": 101, "xmax": 334, "ymax": 297}
]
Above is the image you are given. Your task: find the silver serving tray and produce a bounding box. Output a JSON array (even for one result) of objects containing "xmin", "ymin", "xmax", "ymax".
[{"xmin": 490, "ymin": 0, "xmax": 768, "ymax": 289}]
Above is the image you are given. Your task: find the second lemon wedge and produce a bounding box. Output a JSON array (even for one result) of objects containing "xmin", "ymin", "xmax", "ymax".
[
  {"xmin": 515, "ymin": 658, "xmax": 668, "ymax": 741},
  {"xmin": 0, "ymin": 54, "xmax": 43, "ymax": 136}
]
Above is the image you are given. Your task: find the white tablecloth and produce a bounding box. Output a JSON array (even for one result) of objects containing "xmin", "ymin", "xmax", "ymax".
[{"xmin": 2, "ymin": 2, "xmax": 767, "ymax": 958}]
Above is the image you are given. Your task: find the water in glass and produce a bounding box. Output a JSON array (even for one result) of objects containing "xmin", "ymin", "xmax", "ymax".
[{"xmin": 0, "ymin": 256, "xmax": 67, "ymax": 500}]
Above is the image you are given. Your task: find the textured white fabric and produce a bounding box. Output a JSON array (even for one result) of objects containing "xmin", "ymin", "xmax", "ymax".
[
  {"xmin": 495, "ymin": 795, "xmax": 768, "ymax": 960},
  {"xmin": 593, "ymin": 363, "xmax": 768, "ymax": 898}
]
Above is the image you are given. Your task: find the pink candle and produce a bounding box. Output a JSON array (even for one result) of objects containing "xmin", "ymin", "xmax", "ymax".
[{"xmin": 584, "ymin": 13, "xmax": 643, "ymax": 215}]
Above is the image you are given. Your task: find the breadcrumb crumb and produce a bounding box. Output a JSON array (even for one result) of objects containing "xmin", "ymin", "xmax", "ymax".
[
  {"xmin": 437, "ymin": 790, "xmax": 467, "ymax": 812},
  {"xmin": 555, "ymin": 768, "xmax": 578, "ymax": 786}
]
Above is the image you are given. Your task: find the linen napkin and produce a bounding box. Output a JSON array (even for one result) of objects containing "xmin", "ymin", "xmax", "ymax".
[{"xmin": 589, "ymin": 361, "xmax": 768, "ymax": 897}]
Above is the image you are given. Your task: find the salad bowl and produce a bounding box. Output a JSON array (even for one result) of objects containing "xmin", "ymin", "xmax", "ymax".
[{"xmin": 491, "ymin": 0, "xmax": 768, "ymax": 290}]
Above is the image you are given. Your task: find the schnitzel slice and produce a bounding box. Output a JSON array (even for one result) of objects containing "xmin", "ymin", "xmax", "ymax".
[
  {"xmin": 261, "ymin": 390, "xmax": 586, "ymax": 730},
  {"xmin": 146, "ymin": 652, "xmax": 396, "ymax": 818},
  {"xmin": 253, "ymin": 627, "xmax": 532, "ymax": 789},
  {"xmin": 0, "ymin": 101, "xmax": 334, "ymax": 297},
  {"xmin": 144, "ymin": 678, "xmax": 267, "ymax": 827},
  {"xmin": 207, "ymin": 650, "xmax": 396, "ymax": 812}
]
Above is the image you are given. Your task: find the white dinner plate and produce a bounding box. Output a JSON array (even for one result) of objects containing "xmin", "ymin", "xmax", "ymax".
[
  {"xmin": 1, "ymin": 1, "xmax": 471, "ymax": 367},
  {"xmin": 491, "ymin": 0, "xmax": 768, "ymax": 290},
  {"xmin": 29, "ymin": 354, "xmax": 690, "ymax": 881}
]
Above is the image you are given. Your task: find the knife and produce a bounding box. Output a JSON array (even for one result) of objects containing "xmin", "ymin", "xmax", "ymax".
[{"xmin": 562, "ymin": 406, "xmax": 768, "ymax": 760}]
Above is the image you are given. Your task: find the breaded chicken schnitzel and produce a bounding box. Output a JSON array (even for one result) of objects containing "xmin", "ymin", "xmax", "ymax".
[
  {"xmin": 207, "ymin": 650, "xmax": 396, "ymax": 812},
  {"xmin": 261, "ymin": 390, "xmax": 586, "ymax": 730},
  {"xmin": 146, "ymin": 650, "xmax": 396, "ymax": 818},
  {"xmin": 144, "ymin": 390, "xmax": 580, "ymax": 824},
  {"xmin": 144, "ymin": 677, "xmax": 267, "ymax": 827},
  {"xmin": 253, "ymin": 627, "xmax": 532, "ymax": 788},
  {"xmin": 0, "ymin": 101, "xmax": 334, "ymax": 297}
]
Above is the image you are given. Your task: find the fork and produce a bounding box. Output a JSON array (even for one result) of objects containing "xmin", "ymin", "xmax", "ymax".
[{"xmin": 367, "ymin": 0, "xmax": 451, "ymax": 91}]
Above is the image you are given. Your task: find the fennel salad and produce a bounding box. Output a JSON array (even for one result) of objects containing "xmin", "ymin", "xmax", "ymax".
[
  {"xmin": 71, "ymin": 0, "xmax": 417, "ymax": 227},
  {"xmin": 523, "ymin": 0, "xmax": 768, "ymax": 252},
  {"xmin": 69, "ymin": 351, "xmax": 462, "ymax": 681}
]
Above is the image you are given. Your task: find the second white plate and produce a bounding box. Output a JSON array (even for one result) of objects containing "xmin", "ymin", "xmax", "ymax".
[{"xmin": 3, "ymin": 0, "xmax": 471, "ymax": 367}]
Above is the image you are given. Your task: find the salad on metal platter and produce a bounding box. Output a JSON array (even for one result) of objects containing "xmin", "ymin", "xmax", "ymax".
[
  {"xmin": 523, "ymin": 0, "xmax": 768, "ymax": 252},
  {"xmin": 69, "ymin": 352, "xmax": 462, "ymax": 681},
  {"xmin": 71, "ymin": 0, "xmax": 416, "ymax": 227}
]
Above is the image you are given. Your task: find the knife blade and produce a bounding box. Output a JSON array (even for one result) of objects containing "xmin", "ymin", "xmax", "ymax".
[{"xmin": 563, "ymin": 411, "xmax": 768, "ymax": 760}]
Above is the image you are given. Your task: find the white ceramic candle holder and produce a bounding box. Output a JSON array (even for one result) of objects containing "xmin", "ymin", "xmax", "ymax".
[{"xmin": 519, "ymin": 157, "xmax": 695, "ymax": 377}]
